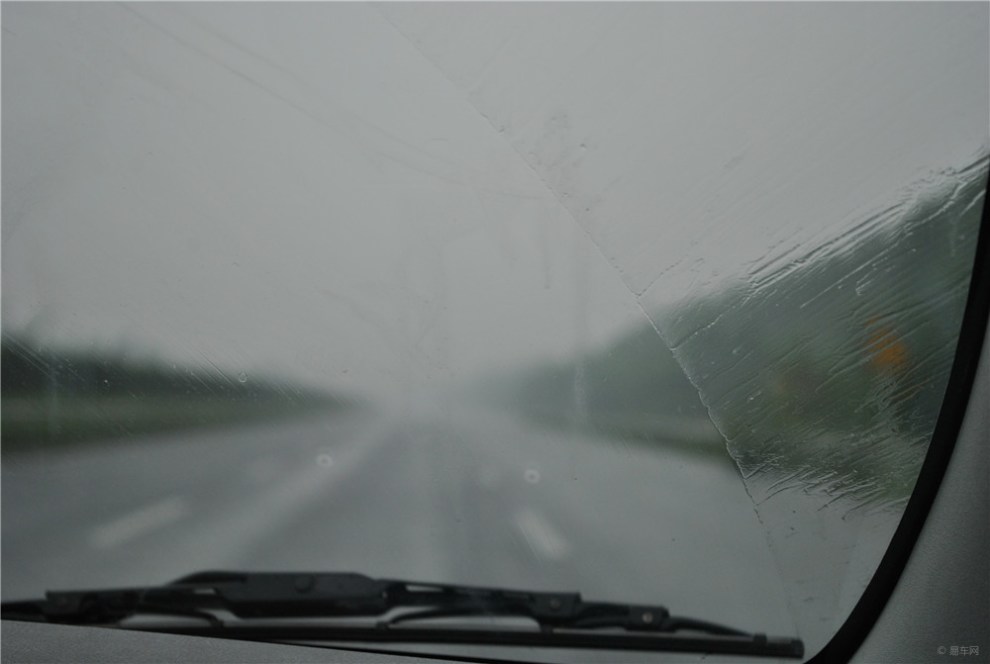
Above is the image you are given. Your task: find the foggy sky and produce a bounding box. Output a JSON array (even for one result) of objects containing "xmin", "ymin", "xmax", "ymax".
[{"xmin": 3, "ymin": 2, "xmax": 987, "ymax": 400}]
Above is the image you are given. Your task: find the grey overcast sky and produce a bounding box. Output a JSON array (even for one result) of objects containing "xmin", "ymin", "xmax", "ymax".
[{"xmin": 3, "ymin": 2, "xmax": 987, "ymax": 401}]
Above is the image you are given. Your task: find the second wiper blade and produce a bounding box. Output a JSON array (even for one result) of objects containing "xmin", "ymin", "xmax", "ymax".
[{"xmin": 2, "ymin": 571, "xmax": 804, "ymax": 659}]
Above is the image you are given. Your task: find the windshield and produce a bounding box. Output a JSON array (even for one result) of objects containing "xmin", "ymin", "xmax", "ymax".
[{"xmin": 2, "ymin": 2, "xmax": 987, "ymax": 660}]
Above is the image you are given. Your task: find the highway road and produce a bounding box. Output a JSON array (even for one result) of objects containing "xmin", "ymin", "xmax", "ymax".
[{"xmin": 2, "ymin": 406, "xmax": 797, "ymax": 642}]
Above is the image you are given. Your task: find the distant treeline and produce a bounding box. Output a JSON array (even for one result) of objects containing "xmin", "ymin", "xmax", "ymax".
[
  {"xmin": 2, "ymin": 334, "xmax": 320, "ymax": 401},
  {"xmin": 1, "ymin": 334, "xmax": 351, "ymax": 451},
  {"xmin": 501, "ymin": 322, "xmax": 719, "ymax": 448},
  {"xmin": 489, "ymin": 156, "xmax": 987, "ymax": 497}
]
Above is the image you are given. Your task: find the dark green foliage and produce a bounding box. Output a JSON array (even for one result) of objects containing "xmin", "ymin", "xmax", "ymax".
[{"xmin": 1, "ymin": 334, "xmax": 349, "ymax": 452}]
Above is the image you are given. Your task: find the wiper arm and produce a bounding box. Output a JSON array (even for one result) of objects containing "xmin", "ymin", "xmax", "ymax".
[{"xmin": 1, "ymin": 571, "xmax": 804, "ymax": 659}]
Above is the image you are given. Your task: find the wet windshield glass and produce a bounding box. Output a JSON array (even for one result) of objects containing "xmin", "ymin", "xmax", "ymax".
[{"xmin": 3, "ymin": 2, "xmax": 987, "ymax": 659}]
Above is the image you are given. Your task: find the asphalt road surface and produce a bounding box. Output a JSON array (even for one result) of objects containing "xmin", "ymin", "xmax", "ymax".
[{"xmin": 2, "ymin": 406, "xmax": 796, "ymax": 640}]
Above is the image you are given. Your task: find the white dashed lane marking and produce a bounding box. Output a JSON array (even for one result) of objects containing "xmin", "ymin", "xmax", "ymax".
[
  {"xmin": 89, "ymin": 495, "xmax": 189, "ymax": 549},
  {"xmin": 514, "ymin": 507, "xmax": 571, "ymax": 561}
]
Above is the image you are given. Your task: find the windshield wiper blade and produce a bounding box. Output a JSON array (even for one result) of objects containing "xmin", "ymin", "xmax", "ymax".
[{"xmin": 1, "ymin": 571, "xmax": 804, "ymax": 659}]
